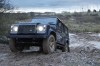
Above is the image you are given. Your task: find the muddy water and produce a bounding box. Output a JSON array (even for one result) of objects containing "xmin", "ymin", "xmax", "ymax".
[{"xmin": 0, "ymin": 33, "xmax": 100, "ymax": 66}]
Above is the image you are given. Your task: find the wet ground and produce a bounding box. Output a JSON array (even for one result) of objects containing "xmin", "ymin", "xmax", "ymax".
[{"xmin": 0, "ymin": 33, "xmax": 100, "ymax": 66}]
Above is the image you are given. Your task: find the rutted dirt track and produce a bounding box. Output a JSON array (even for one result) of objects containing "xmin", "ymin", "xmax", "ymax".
[{"xmin": 0, "ymin": 33, "xmax": 100, "ymax": 66}]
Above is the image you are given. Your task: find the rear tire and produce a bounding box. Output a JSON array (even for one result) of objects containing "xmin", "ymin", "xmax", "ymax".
[
  {"xmin": 39, "ymin": 47, "xmax": 43, "ymax": 52},
  {"xmin": 43, "ymin": 35, "xmax": 56, "ymax": 54},
  {"xmin": 62, "ymin": 42, "xmax": 70, "ymax": 52},
  {"xmin": 9, "ymin": 38, "xmax": 24, "ymax": 52}
]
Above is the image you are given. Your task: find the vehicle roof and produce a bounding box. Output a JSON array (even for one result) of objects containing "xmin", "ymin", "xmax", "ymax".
[
  {"xmin": 33, "ymin": 16, "xmax": 58, "ymax": 19},
  {"xmin": 32, "ymin": 17, "xmax": 58, "ymax": 22},
  {"xmin": 32, "ymin": 17, "xmax": 68, "ymax": 28}
]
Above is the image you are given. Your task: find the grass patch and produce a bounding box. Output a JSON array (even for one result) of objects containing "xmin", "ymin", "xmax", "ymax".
[{"xmin": 66, "ymin": 22, "xmax": 100, "ymax": 33}]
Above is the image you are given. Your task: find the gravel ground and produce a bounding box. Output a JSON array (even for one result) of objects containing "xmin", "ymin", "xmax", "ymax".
[{"xmin": 0, "ymin": 33, "xmax": 100, "ymax": 66}]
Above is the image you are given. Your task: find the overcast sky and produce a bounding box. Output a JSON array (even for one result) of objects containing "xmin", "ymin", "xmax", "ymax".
[{"xmin": 10, "ymin": 0, "xmax": 100, "ymax": 13}]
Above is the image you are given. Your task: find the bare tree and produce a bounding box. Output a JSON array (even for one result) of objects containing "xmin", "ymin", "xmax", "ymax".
[
  {"xmin": 0, "ymin": 0, "xmax": 12, "ymax": 12},
  {"xmin": 93, "ymin": 9, "xmax": 97, "ymax": 12},
  {"xmin": 87, "ymin": 9, "xmax": 91, "ymax": 13},
  {"xmin": 0, "ymin": 0, "xmax": 5, "ymax": 12}
]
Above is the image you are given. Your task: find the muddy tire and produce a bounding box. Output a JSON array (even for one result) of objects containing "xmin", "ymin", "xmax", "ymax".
[
  {"xmin": 39, "ymin": 47, "xmax": 43, "ymax": 52},
  {"xmin": 9, "ymin": 38, "xmax": 24, "ymax": 52},
  {"xmin": 62, "ymin": 42, "xmax": 70, "ymax": 52},
  {"xmin": 43, "ymin": 35, "xmax": 56, "ymax": 54}
]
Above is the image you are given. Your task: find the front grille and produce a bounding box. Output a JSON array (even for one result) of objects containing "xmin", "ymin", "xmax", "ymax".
[{"xmin": 18, "ymin": 25, "xmax": 36, "ymax": 34}]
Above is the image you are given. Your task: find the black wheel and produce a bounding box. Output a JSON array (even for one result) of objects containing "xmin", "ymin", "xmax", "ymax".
[
  {"xmin": 43, "ymin": 35, "xmax": 56, "ymax": 54},
  {"xmin": 9, "ymin": 38, "xmax": 24, "ymax": 52},
  {"xmin": 62, "ymin": 42, "xmax": 70, "ymax": 52}
]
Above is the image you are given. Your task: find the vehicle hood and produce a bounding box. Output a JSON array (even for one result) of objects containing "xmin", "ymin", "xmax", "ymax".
[{"xmin": 16, "ymin": 22, "xmax": 45, "ymax": 26}]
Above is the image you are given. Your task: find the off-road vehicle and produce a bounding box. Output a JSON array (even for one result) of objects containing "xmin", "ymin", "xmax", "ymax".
[{"xmin": 8, "ymin": 17, "xmax": 70, "ymax": 54}]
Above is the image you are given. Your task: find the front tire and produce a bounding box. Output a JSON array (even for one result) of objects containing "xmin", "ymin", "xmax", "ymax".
[
  {"xmin": 43, "ymin": 35, "xmax": 56, "ymax": 54},
  {"xmin": 9, "ymin": 38, "xmax": 24, "ymax": 52}
]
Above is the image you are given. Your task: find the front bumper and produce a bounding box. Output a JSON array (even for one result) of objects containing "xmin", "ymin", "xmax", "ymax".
[{"xmin": 8, "ymin": 34, "xmax": 48, "ymax": 39}]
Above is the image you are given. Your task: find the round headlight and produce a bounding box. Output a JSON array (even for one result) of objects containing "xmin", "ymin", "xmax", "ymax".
[
  {"xmin": 37, "ymin": 25, "xmax": 46, "ymax": 33},
  {"xmin": 13, "ymin": 26, "xmax": 18, "ymax": 32},
  {"xmin": 37, "ymin": 26, "xmax": 44, "ymax": 31},
  {"xmin": 11, "ymin": 25, "xmax": 18, "ymax": 33}
]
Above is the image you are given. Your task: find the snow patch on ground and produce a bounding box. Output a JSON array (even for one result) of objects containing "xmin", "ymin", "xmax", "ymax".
[
  {"xmin": 89, "ymin": 41, "xmax": 100, "ymax": 49},
  {"xmin": 90, "ymin": 33, "xmax": 100, "ymax": 37},
  {"xmin": 69, "ymin": 33, "xmax": 84, "ymax": 48},
  {"xmin": 69, "ymin": 33, "xmax": 77, "ymax": 36},
  {"xmin": 70, "ymin": 43, "xmax": 83, "ymax": 47}
]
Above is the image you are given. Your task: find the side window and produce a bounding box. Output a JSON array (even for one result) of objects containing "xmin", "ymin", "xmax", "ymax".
[
  {"xmin": 65, "ymin": 28, "xmax": 68, "ymax": 35},
  {"xmin": 62, "ymin": 25, "xmax": 65, "ymax": 32},
  {"xmin": 58, "ymin": 22, "xmax": 64, "ymax": 32},
  {"xmin": 57, "ymin": 22, "xmax": 62, "ymax": 32},
  {"xmin": 58, "ymin": 22, "xmax": 61, "ymax": 27}
]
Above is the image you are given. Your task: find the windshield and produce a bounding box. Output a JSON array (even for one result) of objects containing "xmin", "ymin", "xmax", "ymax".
[{"xmin": 31, "ymin": 18, "xmax": 57, "ymax": 24}]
